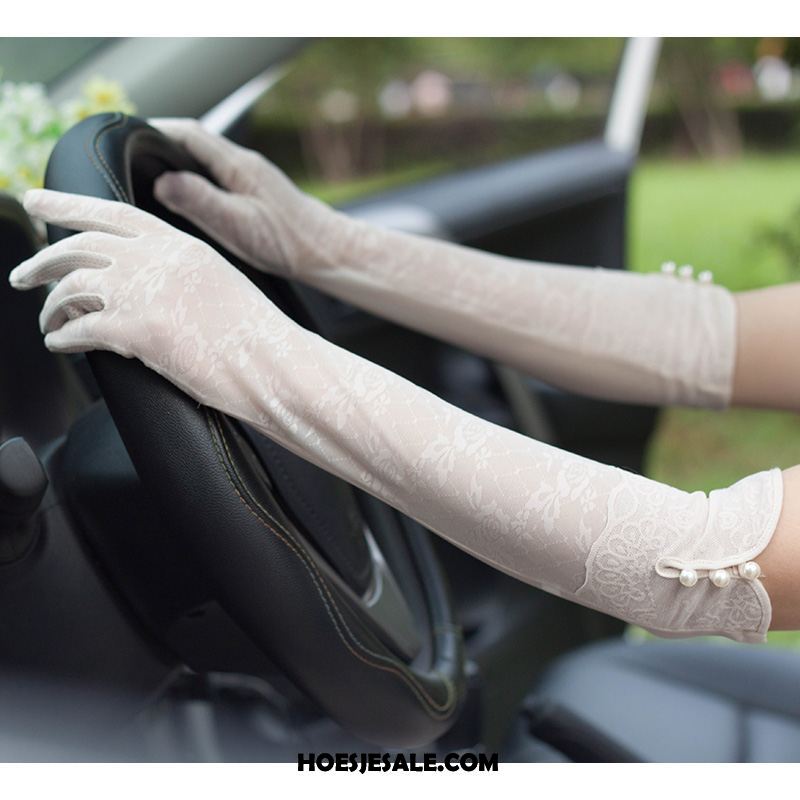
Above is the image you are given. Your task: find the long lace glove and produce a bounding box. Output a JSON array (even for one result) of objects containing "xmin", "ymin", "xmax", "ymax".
[
  {"xmin": 152, "ymin": 118, "xmax": 737, "ymax": 410},
  {"xmin": 10, "ymin": 189, "xmax": 781, "ymax": 643}
]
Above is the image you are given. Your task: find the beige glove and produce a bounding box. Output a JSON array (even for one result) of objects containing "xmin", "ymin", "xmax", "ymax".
[
  {"xmin": 152, "ymin": 118, "xmax": 737, "ymax": 410},
  {"xmin": 10, "ymin": 189, "xmax": 781, "ymax": 643}
]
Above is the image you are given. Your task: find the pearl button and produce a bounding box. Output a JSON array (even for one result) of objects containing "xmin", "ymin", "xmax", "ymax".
[
  {"xmin": 710, "ymin": 569, "xmax": 731, "ymax": 588},
  {"xmin": 741, "ymin": 561, "xmax": 761, "ymax": 581},
  {"xmin": 678, "ymin": 265, "xmax": 694, "ymax": 280},
  {"xmin": 679, "ymin": 568, "xmax": 698, "ymax": 587},
  {"xmin": 697, "ymin": 270, "xmax": 714, "ymax": 284},
  {"xmin": 660, "ymin": 261, "xmax": 677, "ymax": 276}
]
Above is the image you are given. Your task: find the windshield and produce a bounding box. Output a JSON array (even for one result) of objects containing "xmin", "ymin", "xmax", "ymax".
[{"xmin": 0, "ymin": 38, "xmax": 110, "ymax": 84}]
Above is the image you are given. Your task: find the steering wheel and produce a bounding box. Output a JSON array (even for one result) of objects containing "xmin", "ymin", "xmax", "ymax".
[{"xmin": 44, "ymin": 113, "xmax": 464, "ymax": 748}]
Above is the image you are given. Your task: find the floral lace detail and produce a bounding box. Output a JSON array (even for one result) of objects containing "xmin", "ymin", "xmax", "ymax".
[{"xmin": 577, "ymin": 468, "xmax": 781, "ymax": 642}]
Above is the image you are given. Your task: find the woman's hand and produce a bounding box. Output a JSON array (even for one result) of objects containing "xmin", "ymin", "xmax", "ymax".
[
  {"xmin": 9, "ymin": 188, "xmax": 295, "ymax": 408},
  {"xmin": 151, "ymin": 118, "xmax": 353, "ymax": 278}
]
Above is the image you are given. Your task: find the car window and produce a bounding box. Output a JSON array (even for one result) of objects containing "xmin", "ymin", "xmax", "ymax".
[
  {"xmin": 0, "ymin": 38, "xmax": 111, "ymax": 85},
  {"xmin": 234, "ymin": 38, "xmax": 625, "ymax": 204}
]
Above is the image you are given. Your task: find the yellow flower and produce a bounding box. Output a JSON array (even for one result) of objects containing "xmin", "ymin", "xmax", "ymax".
[{"xmin": 81, "ymin": 77, "xmax": 136, "ymax": 115}]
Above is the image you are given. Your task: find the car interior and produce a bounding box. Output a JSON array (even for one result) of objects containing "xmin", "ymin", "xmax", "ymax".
[{"xmin": 1, "ymin": 37, "xmax": 799, "ymax": 762}]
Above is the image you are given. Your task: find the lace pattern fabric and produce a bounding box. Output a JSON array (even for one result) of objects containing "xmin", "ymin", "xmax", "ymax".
[{"xmin": 577, "ymin": 469, "xmax": 781, "ymax": 642}]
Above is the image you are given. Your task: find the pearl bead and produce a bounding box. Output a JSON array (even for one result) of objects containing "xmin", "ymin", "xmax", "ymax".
[
  {"xmin": 710, "ymin": 569, "xmax": 731, "ymax": 588},
  {"xmin": 741, "ymin": 561, "xmax": 761, "ymax": 581},
  {"xmin": 678, "ymin": 265, "xmax": 694, "ymax": 280},
  {"xmin": 660, "ymin": 261, "xmax": 677, "ymax": 276},
  {"xmin": 697, "ymin": 270, "xmax": 714, "ymax": 284},
  {"xmin": 679, "ymin": 568, "xmax": 698, "ymax": 587}
]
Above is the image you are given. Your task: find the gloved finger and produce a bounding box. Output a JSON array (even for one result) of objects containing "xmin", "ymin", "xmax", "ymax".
[
  {"xmin": 43, "ymin": 312, "xmax": 112, "ymax": 355},
  {"xmin": 153, "ymin": 170, "xmax": 231, "ymax": 219},
  {"xmin": 23, "ymin": 189, "xmax": 164, "ymax": 238},
  {"xmin": 9, "ymin": 231, "xmax": 120, "ymax": 289},
  {"xmin": 150, "ymin": 118, "xmax": 259, "ymax": 193},
  {"xmin": 39, "ymin": 268, "xmax": 107, "ymax": 334},
  {"xmin": 154, "ymin": 171, "xmax": 258, "ymax": 257}
]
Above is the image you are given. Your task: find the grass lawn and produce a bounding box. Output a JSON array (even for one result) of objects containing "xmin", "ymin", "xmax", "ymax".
[
  {"xmin": 629, "ymin": 155, "xmax": 800, "ymax": 291},
  {"xmin": 629, "ymin": 154, "xmax": 800, "ymax": 649}
]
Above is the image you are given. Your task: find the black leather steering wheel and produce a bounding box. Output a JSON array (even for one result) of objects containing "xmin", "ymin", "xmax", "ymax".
[{"xmin": 44, "ymin": 113, "xmax": 464, "ymax": 747}]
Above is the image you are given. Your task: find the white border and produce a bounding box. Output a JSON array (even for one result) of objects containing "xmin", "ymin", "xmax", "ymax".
[
  {"xmin": 4, "ymin": 0, "xmax": 800, "ymax": 36},
  {"xmin": 0, "ymin": 762, "xmax": 794, "ymax": 798}
]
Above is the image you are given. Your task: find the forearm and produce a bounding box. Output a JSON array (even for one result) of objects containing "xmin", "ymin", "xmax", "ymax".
[
  {"xmin": 296, "ymin": 213, "xmax": 737, "ymax": 409},
  {"xmin": 206, "ymin": 318, "xmax": 781, "ymax": 643},
  {"xmin": 152, "ymin": 120, "xmax": 739, "ymax": 412}
]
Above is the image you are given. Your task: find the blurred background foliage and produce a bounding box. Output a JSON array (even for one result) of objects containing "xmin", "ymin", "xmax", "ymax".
[{"xmin": 243, "ymin": 37, "xmax": 800, "ymax": 186}]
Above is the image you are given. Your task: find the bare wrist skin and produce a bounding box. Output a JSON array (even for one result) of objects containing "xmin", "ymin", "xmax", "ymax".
[
  {"xmin": 732, "ymin": 284, "xmax": 800, "ymax": 413},
  {"xmin": 758, "ymin": 465, "xmax": 800, "ymax": 631}
]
